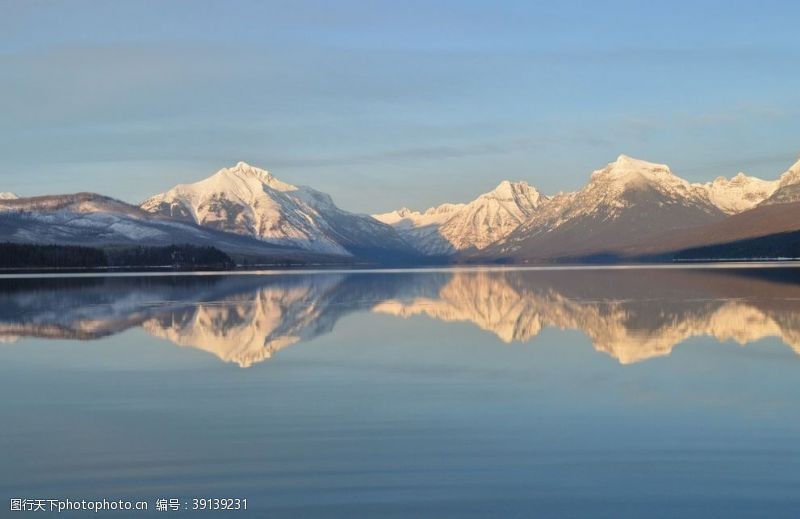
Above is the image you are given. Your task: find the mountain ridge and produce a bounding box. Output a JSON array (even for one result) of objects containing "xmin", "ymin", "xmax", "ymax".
[
  {"xmin": 0, "ymin": 191, "xmax": 346, "ymax": 265},
  {"xmin": 141, "ymin": 161, "xmax": 417, "ymax": 260},
  {"xmin": 479, "ymin": 155, "xmax": 728, "ymax": 261},
  {"xmin": 3, "ymin": 155, "xmax": 800, "ymax": 265},
  {"xmin": 374, "ymin": 179, "xmax": 545, "ymax": 254}
]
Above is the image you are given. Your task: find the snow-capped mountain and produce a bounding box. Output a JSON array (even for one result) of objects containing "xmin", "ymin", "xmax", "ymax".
[
  {"xmin": 0, "ymin": 192, "xmax": 318, "ymax": 259},
  {"xmin": 487, "ymin": 155, "xmax": 727, "ymax": 260},
  {"xmin": 759, "ymin": 157, "xmax": 800, "ymax": 205},
  {"xmin": 141, "ymin": 161, "xmax": 415, "ymax": 259},
  {"xmin": 619, "ymin": 157, "xmax": 800, "ymax": 259},
  {"xmin": 699, "ymin": 173, "xmax": 778, "ymax": 214},
  {"xmin": 372, "ymin": 203, "xmax": 465, "ymax": 255},
  {"xmin": 374, "ymin": 180, "xmax": 544, "ymax": 255},
  {"xmin": 5, "ymin": 153, "xmax": 799, "ymax": 265}
]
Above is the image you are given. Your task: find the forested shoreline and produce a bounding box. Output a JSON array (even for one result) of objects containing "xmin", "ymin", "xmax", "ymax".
[{"xmin": 0, "ymin": 243, "xmax": 235, "ymax": 270}]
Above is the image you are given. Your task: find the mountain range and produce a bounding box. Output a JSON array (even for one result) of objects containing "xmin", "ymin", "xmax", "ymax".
[{"xmin": 2, "ymin": 154, "xmax": 800, "ymax": 265}]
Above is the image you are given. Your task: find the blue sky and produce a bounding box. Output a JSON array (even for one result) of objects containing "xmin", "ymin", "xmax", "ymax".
[{"xmin": 1, "ymin": 0, "xmax": 799, "ymax": 213}]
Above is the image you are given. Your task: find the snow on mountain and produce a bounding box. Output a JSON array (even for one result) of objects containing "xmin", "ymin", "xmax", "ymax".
[
  {"xmin": 576, "ymin": 155, "xmax": 716, "ymax": 215},
  {"xmin": 488, "ymin": 155, "xmax": 726, "ymax": 260},
  {"xmin": 376, "ymin": 203, "xmax": 465, "ymax": 229},
  {"xmin": 1, "ymin": 192, "xmax": 153, "ymax": 218},
  {"xmin": 374, "ymin": 180, "xmax": 544, "ymax": 255},
  {"xmin": 760, "ymin": 157, "xmax": 800, "ymax": 205},
  {"xmin": 5, "ymin": 154, "xmax": 797, "ymax": 263},
  {"xmin": 699, "ymin": 173, "xmax": 778, "ymax": 214},
  {"xmin": 0, "ymin": 193, "xmax": 192, "ymax": 243},
  {"xmin": 372, "ymin": 204, "xmax": 465, "ymax": 255},
  {"xmin": 0, "ymin": 192, "xmax": 312, "ymax": 257},
  {"xmin": 141, "ymin": 161, "xmax": 414, "ymax": 258}
]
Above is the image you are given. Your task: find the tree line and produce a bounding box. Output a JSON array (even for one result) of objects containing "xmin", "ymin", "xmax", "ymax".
[{"xmin": 0, "ymin": 243, "xmax": 235, "ymax": 270}]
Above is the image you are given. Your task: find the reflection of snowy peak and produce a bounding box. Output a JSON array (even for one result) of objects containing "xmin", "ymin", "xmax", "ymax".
[
  {"xmin": 4, "ymin": 270, "xmax": 800, "ymax": 367},
  {"xmin": 143, "ymin": 275, "xmax": 347, "ymax": 367},
  {"xmin": 374, "ymin": 180, "xmax": 544, "ymax": 255},
  {"xmin": 373, "ymin": 271, "xmax": 800, "ymax": 364},
  {"xmin": 141, "ymin": 162, "xmax": 412, "ymax": 257}
]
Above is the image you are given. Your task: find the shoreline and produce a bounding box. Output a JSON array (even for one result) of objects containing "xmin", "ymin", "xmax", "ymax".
[{"xmin": 1, "ymin": 259, "xmax": 799, "ymax": 279}]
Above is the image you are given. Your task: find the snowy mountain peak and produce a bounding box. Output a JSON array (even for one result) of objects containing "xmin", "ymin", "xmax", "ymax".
[
  {"xmin": 584, "ymin": 155, "xmax": 697, "ymax": 205},
  {"xmin": 216, "ymin": 161, "xmax": 279, "ymax": 185},
  {"xmin": 759, "ymin": 156, "xmax": 800, "ymax": 206},
  {"xmin": 615, "ymin": 153, "xmax": 651, "ymax": 164},
  {"xmin": 777, "ymin": 157, "xmax": 800, "ymax": 187},
  {"xmin": 426, "ymin": 203, "xmax": 466, "ymax": 215},
  {"xmin": 375, "ymin": 179, "xmax": 545, "ymax": 254},
  {"xmin": 701, "ymin": 172, "xmax": 778, "ymax": 214},
  {"xmin": 481, "ymin": 180, "xmax": 541, "ymax": 202},
  {"xmin": 601, "ymin": 155, "xmax": 673, "ymax": 180},
  {"xmin": 0, "ymin": 192, "xmax": 17, "ymax": 200},
  {"xmin": 712, "ymin": 172, "xmax": 751, "ymax": 185},
  {"xmin": 234, "ymin": 160, "xmax": 268, "ymax": 175},
  {"xmin": 141, "ymin": 163, "xmax": 413, "ymax": 257}
]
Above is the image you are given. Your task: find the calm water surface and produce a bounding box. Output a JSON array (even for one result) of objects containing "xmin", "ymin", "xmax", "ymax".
[{"xmin": 1, "ymin": 267, "xmax": 800, "ymax": 517}]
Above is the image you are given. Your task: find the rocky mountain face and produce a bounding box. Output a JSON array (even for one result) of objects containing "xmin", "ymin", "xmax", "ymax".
[
  {"xmin": 141, "ymin": 161, "xmax": 415, "ymax": 259},
  {"xmin": 374, "ymin": 180, "xmax": 544, "ymax": 255}
]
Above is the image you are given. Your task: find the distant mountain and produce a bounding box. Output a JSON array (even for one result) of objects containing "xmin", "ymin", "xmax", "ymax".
[
  {"xmin": 483, "ymin": 155, "xmax": 726, "ymax": 261},
  {"xmin": 699, "ymin": 173, "xmax": 778, "ymax": 214},
  {"xmin": 600, "ymin": 157, "xmax": 800, "ymax": 261},
  {"xmin": 374, "ymin": 180, "xmax": 544, "ymax": 255},
  {"xmin": 141, "ymin": 161, "xmax": 416, "ymax": 259},
  {"xmin": 758, "ymin": 158, "xmax": 800, "ymax": 205},
  {"xmin": 4, "ymin": 154, "xmax": 800, "ymax": 266},
  {"xmin": 0, "ymin": 192, "xmax": 334, "ymax": 263}
]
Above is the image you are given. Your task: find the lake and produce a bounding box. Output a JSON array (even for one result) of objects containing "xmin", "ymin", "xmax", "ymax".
[{"xmin": 1, "ymin": 266, "xmax": 799, "ymax": 517}]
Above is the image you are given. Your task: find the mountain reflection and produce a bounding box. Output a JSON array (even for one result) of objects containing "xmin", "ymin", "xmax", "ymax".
[{"xmin": 2, "ymin": 268, "xmax": 800, "ymax": 366}]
